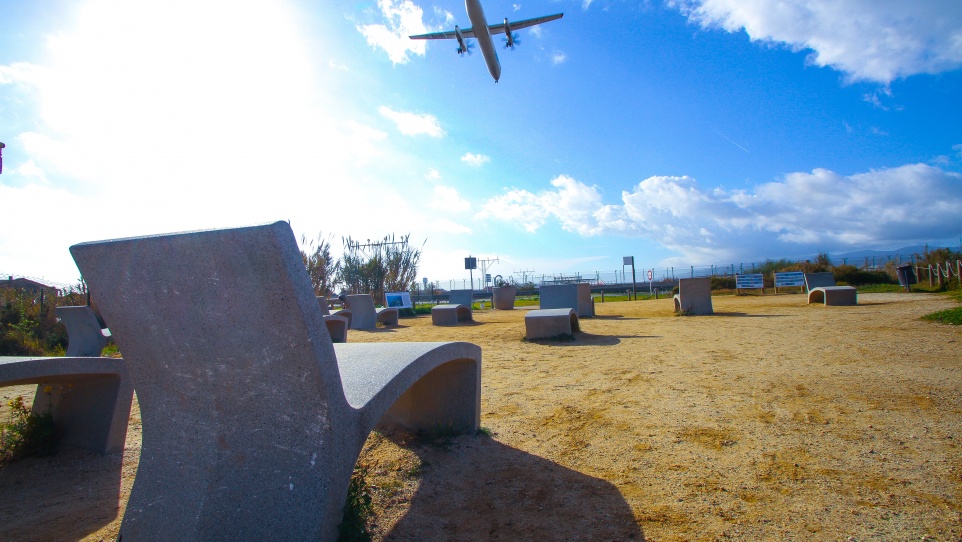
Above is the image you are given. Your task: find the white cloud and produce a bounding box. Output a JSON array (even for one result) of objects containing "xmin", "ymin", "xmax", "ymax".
[
  {"xmin": 551, "ymin": 50, "xmax": 567, "ymax": 65},
  {"xmin": 378, "ymin": 106, "xmax": 446, "ymax": 137},
  {"xmin": 430, "ymin": 218, "xmax": 472, "ymax": 235},
  {"xmin": 429, "ymin": 185, "xmax": 471, "ymax": 212},
  {"xmin": 479, "ymin": 164, "xmax": 962, "ymax": 264},
  {"xmin": 357, "ymin": 0, "xmax": 429, "ymax": 64},
  {"xmin": 0, "ymin": 0, "xmax": 419, "ymax": 283},
  {"xmin": 461, "ymin": 152, "xmax": 490, "ymax": 167},
  {"xmin": 670, "ymin": 0, "xmax": 962, "ymax": 83},
  {"xmin": 425, "ymin": 168, "xmax": 442, "ymax": 180}
]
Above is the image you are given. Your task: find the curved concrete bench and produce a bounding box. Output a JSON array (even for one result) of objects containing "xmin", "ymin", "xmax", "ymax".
[
  {"xmin": 808, "ymin": 286, "xmax": 857, "ymax": 306},
  {"xmin": 55, "ymin": 305, "xmax": 111, "ymax": 357},
  {"xmin": 341, "ymin": 296, "xmax": 398, "ymax": 328},
  {"xmin": 0, "ymin": 356, "xmax": 132, "ymax": 454},
  {"xmin": 673, "ymin": 277, "xmax": 713, "ymax": 315},
  {"xmin": 318, "ymin": 296, "xmax": 353, "ymax": 329},
  {"xmin": 323, "ymin": 315, "xmax": 349, "ymax": 343},
  {"xmin": 70, "ymin": 220, "xmax": 481, "ymax": 541},
  {"xmin": 376, "ymin": 307, "xmax": 399, "ymax": 326},
  {"xmin": 431, "ymin": 304, "xmax": 473, "ymax": 326},
  {"xmin": 524, "ymin": 308, "xmax": 579, "ymax": 339}
]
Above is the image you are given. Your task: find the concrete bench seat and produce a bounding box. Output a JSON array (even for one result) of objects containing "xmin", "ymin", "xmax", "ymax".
[
  {"xmin": 344, "ymin": 294, "xmax": 398, "ymax": 329},
  {"xmin": 808, "ymin": 286, "xmax": 858, "ymax": 306},
  {"xmin": 673, "ymin": 277, "xmax": 714, "ymax": 315},
  {"xmin": 376, "ymin": 307, "xmax": 400, "ymax": 326},
  {"xmin": 69, "ymin": 220, "xmax": 481, "ymax": 541},
  {"xmin": 0, "ymin": 356, "xmax": 132, "ymax": 454},
  {"xmin": 322, "ymin": 314, "xmax": 349, "ymax": 343},
  {"xmin": 431, "ymin": 304, "xmax": 473, "ymax": 326},
  {"xmin": 318, "ymin": 296, "xmax": 353, "ymax": 329},
  {"xmin": 525, "ymin": 308, "xmax": 580, "ymax": 339},
  {"xmin": 804, "ymin": 272, "xmax": 857, "ymax": 306}
]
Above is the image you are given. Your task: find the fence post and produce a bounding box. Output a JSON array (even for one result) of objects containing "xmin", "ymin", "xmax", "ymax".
[{"xmin": 929, "ymin": 265, "xmax": 933, "ymax": 287}]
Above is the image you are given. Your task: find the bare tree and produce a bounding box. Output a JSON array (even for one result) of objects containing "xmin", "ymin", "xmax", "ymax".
[
  {"xmin": 338, "ymin": 234, "xmax": 423, "ymax": 304},
  {"xmin": 299, "ymin": 232, "xmax": 340, "ymax": 298}
]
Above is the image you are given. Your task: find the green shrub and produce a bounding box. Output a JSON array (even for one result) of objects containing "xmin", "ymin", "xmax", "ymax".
[
  {"xmin": 0, "ymin": 394, "xmax": 59, "ymax": 463},
  {"xmin": 832, "ymin": 265, "xmax": 895, "ymax": 287}
]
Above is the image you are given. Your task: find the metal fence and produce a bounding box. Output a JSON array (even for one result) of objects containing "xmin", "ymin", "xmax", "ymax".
[{"xmin": 430, "ymin": 251, "xmax": 934, "ymax": 291}]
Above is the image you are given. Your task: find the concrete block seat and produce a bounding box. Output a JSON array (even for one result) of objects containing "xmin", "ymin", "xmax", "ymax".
[
  {"xmin": 318, "ymin": 296, "xmax": 353, "ymax": 330},
  {"xmin": 0, "ymin": 357, "xmax": 132, "ymax": 454},
  {"xmin": 673, "ymin": 277, "xmax": 714, "ymax": 315},
  {"xmin": 808, "ymin": 286, "xmax": 858, "ymax": 306},
  {"xmin": 56, "ymin": 305, "xmax": 111, "ymax": 356},
  {"xmin": 431, "ymin": 304, "xmax": 473, "ymax": 326},
  {"xmin": 525, "ymin": 308, "xmax": 579, "ymax": 340},
  {"xmin": 69, "ymin": 221, "xmax": 481, "ymax": 541},
  {"xmin": 540, "ymin": 283, "xmax": 594, "ymax": 317},
  {"xmin": 804, "ymin": 272, "xmax": 857, "ymax": 306},
  {"xmin": 344, "ymin": 294, "xmax": 398, "ymax": 329},
  {"xmin": 317, "ymin": 298, "xmax": 349, "ymax": 342}
]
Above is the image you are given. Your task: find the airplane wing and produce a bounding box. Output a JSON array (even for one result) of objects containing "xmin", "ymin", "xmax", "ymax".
[
  {"xmin": 410, "ymin": 27, "xmax": 476, "ymax": 40},
  {"xmin": 488, "ymin": 13, "xmax": 564, "ymax": 35}
]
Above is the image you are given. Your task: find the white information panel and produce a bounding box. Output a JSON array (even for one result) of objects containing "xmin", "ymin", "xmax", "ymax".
[
  {"xmin": 385, "ymin": 292, "xmax": 413, "ymax": 309},
  {"xmin": 736, "ymin": 273, "xmax": 765, "ymax": 290},
  {"xmin": 774, "ymin": 272, "xmax": 806, "ymax": 287}
]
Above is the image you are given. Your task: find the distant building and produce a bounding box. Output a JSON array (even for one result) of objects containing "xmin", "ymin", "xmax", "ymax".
[{"xmin": 1, "ymin": 276, "xmax": 59, "ymax": 295}]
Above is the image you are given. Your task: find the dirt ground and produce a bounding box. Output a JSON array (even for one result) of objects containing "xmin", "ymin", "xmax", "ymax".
[{"xmin": 1, "ymin": 291, "xmax": 960, "ymax": 541}]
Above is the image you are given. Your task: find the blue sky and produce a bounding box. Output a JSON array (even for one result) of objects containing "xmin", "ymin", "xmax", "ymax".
[{"xmin": 2, "ymin": 0, "xmax": 961, "ymax": 287}]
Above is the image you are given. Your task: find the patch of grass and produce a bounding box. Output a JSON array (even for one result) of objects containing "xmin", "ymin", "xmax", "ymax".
[
  {"xmin": 922, "ymin": 307, "xmax": 962, "ymax": 325},
  {"xmin": 856, "ymin": 283, "xmax": 905, "ymax": 293},
  {"xmin": 339, "ymin": 464, "xmax": 374, "ymax": 542}
]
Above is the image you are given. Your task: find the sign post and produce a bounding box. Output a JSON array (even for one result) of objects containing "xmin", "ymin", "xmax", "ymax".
[
  {"xmin": 465, "ymin": 256, "xmax": 477, "ymax": 291},
  {"xmin": 623, "ymin": 256, "xmax": 636, "ymax": 300},
  {"xmin": 647, "ymin": 268, "xmax": 654, "ymax": 295}
]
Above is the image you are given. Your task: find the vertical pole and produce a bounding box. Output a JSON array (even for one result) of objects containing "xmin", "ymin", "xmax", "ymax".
[
  {"xmin": 929, "ymin": 265, "xmax": 933, "ymax": 287},
  {"xmin": 631, "ymin": 260, "xmax": 637, "ymax": 301}
]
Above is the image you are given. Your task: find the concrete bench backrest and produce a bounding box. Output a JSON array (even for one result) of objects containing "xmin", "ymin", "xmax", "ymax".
[
  {"xmin": 804, "ymin": 272, "xmax": 836, "ymax": 291},
  {"xmin": 70, "ymin": 221, "xmax": 350, "ymax": 540},
  {"xmin": 675, "ymin": 277, "xmax": 714, "ymax": 315},
  {"xmin": 448, "ymin": 289, "xmax": 474, "ymax": 307},
  {"xmin": 346, "ymin": 293, "xmax": 378, "ymax": 329},
  {"xmin": 55, "ymin": 305, "xmax": 110, "ymax": 357},
  {"xmin": 540, "ymin": 283, "xmax": 593, "ymax": 317}
]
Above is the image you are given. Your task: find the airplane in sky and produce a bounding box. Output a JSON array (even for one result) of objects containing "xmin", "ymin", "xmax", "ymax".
[{"xmin": 409, "ymin": 0, "xmax": 563, "ymax": 83}]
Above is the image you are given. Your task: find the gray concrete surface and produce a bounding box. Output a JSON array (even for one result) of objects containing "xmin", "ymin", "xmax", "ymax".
[
  {"xmin": 492, "ymin": 286, "xmax": 517, "ymax": 310},
  {"xmin": 376, "ymin": 307, "xmax": 399, "ymax": 326},
  {"xmin": 69, "ymin": 220, "xmax": 481, "ymax": 542},
  {"xmin": 524, "ymin": 308, "xmax": 579, "ymax": 339},
  {"xmin": 56, "ymin": 305, "xmax": 111, "ymax": 357},
  {"xmin": 448, "ymin": 289, "xmax": 474, "ymax": 307},
  {"xmin": 540, "ymin": 283, "xmax": 594, "ymax": 317},
  {"xmin": 0, "ymin": 356, "xmax": 132, "ymax": 453},
  {"xmin": 323, "ymin": 315, "xmax": 349, "ymax": 342},
  {"xmin": 431, "ymin": 304, "xmax": 472, "ymax": 326},
  {"xmin": 673, "ymin": 277, "xmax": 714, "ymax": 315},
  {"xmin": 808, "ymin": 286, "xmax": 858, "ymax": 305}
]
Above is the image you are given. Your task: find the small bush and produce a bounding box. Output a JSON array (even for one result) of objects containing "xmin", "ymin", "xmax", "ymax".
[
  {"xmin": 339, "ymin": 464, "xmax": 373, "ymax": 542},
  {"xmin": 832, "ymin": 265, "xmax": 895, "ymax": 287},
  {"xmin": 0, "ymin": 394, "xmax": 59, "ymax": 464}
]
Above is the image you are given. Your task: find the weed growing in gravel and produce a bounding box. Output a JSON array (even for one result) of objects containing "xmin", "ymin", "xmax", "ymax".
[
  {"xmin": 0, "ymin": 391, "xmax": 59, "ymax": 464},
  {"xmin": 339, "ymin": 464, "xmax": 374, "ymax": 542}
]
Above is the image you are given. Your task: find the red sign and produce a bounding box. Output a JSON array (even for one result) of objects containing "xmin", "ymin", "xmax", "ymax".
[{"xmin": 647, "ymin": 269, "xmax": 653, "ymax": 281}]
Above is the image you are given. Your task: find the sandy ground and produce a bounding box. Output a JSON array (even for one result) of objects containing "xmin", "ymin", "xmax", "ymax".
[{"xmin": 1, "ymin": 291, "xmax": 960, "ymax": 541}]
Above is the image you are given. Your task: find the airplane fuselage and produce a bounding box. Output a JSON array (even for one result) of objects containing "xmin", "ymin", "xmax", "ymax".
[{"xmin": 465, "ymin": 0, "xmax": 501, "ymax": 82}]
